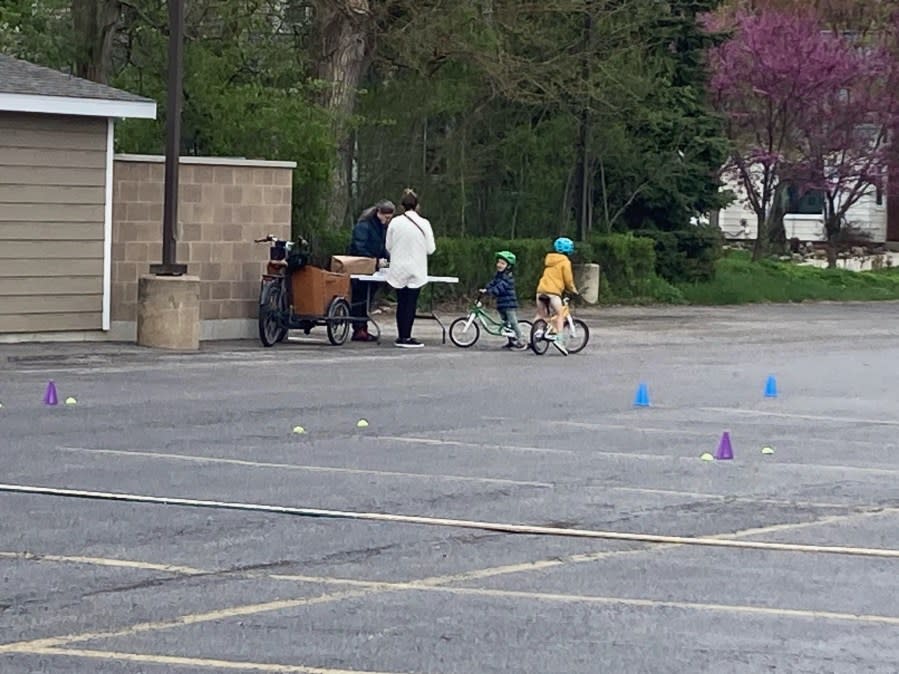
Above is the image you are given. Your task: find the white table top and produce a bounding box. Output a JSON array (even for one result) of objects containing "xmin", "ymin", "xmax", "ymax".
[{"xmin": 351, "ymin": 272, "xmax": 459, "ymax": 284}]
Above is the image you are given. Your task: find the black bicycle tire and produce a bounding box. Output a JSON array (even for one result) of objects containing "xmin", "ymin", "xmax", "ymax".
[
  {"xmin": 258, "ymin": 281, "xmax": 288, "ymax": 347},
  {"xmin": 449, "ymin": 316, "xmax": 481, "ymax": 347},
  {"xmin": 530, "ymin": 319, "xmax": 550, "ymax": 355},
  {"xmin": 565, "ymin": 318, "xmax": 590, "ymax": 354},
  {"xmin": 326, "ymin": 297, "xmax": 351, "ymax": 345}
]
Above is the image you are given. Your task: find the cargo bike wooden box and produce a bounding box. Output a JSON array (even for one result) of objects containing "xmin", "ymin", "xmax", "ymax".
[{"xmin": 256, "ymin": 236, "xmax": 356, "ymax": 346}]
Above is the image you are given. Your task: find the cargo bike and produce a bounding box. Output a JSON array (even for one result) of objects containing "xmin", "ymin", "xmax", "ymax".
[{"xmin": 256, "ymin": 235, "xmax": 368, "ymax": 347}]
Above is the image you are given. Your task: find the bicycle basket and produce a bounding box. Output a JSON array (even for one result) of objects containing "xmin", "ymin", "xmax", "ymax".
[
  {"xmin": 286, "ymin": 250, "xmax": 309, "ymax": 272},
  {"xmin": 269, "ymin": 240, "xmax": 288, "ymax": 261}
]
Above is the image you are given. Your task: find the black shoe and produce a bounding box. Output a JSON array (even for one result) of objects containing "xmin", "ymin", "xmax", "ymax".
[{"xmin": 394, "ymin": 338, "xmax": 424, "ymax": 348}]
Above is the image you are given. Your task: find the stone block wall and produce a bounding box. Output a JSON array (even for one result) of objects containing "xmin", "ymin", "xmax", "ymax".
[{"xmin": 110, "ymin": 154, "xmax": 294, "ymax": 339}]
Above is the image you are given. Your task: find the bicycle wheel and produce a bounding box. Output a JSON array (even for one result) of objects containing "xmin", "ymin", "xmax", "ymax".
[
  {"xmin": 564, "ymin": 318, "xmax": 590, "ymax": 354},
  {"xmin": 326, "ymin": 297, "xmax": 351, "ymax": 345},
  {"xmin": 258, "ymin": 281, "xmax": 288, "ymax": 347},
  {"xmin": 449, "ymin": 315, "xmax": 480, "ymax": 347},
  {"xmin": 530, "ymin": 319, "xmax": 551, "ymax": 355},
  {"xmin": 514, "ymin": 320, "xmax": 533, "ymax": 349}
]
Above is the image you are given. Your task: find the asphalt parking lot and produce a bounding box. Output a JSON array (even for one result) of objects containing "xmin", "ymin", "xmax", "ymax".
[{"xmin": 1, "ymin": 301, "xmax": 898, "ymax": 673}]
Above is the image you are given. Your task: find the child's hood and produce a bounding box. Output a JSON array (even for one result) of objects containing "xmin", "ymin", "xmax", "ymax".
[{"xmin": 544, "ymin": 252, "xmax": 569, "ymax": 267}]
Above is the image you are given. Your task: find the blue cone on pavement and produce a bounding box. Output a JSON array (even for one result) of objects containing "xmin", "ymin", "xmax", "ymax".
[
  {"xmin": 764, "ymin": 375, "xmax": 778, "ymax": 398},
  {"xmin": 633, "ymin": 382, "xmax": 650, "ymax": 407}
]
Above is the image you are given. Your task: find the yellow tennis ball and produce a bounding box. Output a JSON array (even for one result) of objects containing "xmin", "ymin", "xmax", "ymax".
[
  {"xmin": 65, "ymin": 397, "xmax": 77, "ymax": 405},
  {"xmin": 356, "ymin": 419, "xmax": 369, "ymax": 428},
  {"xmin": 761, "ymin": 446, "xmax": 775, "ymax": 455},
  {"xmin": 292, "ymin": 425, "xmax": 306, "ymax": 434},
  {"xmin": 700, "ymin": 452, "xmax": 714, "ymax": 461}
]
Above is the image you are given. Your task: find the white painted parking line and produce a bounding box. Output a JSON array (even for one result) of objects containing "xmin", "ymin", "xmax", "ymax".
[
  {"xmin": 373, "ymin": 435, "xmax": 574, "ymax": 456},
  {"xmin": 700, "ymin": 407, "xmax": 899, "ymax": 427},
  {"xmin": 549, "ymin": 420, "xmax": 711, "ymax": 436},
  {"xmin": 55, "ymin": 446, "xmax": 552, "ymax": 489},
  {"xmin": 2, "ymin": 483, "xmax": 897, "ymax": 559}
]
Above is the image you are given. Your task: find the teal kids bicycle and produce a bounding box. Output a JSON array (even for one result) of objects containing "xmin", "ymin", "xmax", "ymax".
[{"xmin": 449, "ymin": 293, "xmax": 532, "ymax": 349}]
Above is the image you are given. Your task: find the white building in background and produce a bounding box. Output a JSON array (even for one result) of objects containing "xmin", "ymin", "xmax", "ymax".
[{"xmin": 715, "ymin": 175, "xmax": 890, "ymax": 243}]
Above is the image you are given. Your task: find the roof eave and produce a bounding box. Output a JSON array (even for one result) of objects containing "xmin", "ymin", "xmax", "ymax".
[{"xmin": 0, "ymin": 92, "xmax": 157, "ymax": 119}]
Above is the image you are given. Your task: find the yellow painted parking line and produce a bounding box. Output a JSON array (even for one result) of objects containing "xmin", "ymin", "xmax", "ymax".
[
  {"xmin": 425, "ymin": 586, "xmax": 899, "ymax": 626},
  {"xmin": 0, "ymin": 551, "xmax": 204, "ymax": 575},
  {"xmin": 2, "ymin": 506, "xmax": 894, "ymax": 656},
  {"xmin": 607, "ymin": 486, "xmax": 869, "ymax": 511},
  {"xmin": 25, "ymin": 647, "xmax": 411, "ymax": 674},
  {"xmin": 56, "ymin": 446, "xmax": 551, "ymax": 489},
  {"xmin": 0, "ymin": 589, "xmax": 372, "ymax": 654}
]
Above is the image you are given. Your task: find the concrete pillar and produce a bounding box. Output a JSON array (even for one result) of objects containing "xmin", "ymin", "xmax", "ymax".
[
  {"xmin": 574, "ymin": 263, "xmax": 601, "ymax": 304},
  {"xmin": 136, "ymin": 275, "xmax": 200, "ymax": 350}
]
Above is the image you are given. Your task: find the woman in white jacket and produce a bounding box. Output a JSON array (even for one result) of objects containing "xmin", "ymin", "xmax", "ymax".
[{"xmin": 385, "ymin": 188, "xmax": 436, "ymax": 348}]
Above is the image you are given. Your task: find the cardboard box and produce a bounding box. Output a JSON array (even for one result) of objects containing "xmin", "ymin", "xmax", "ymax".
[
  {"xmin": 330, "ymin": 255, "xmax": 377, "ymax": 275},
  {"xmin": 291, "ymin": 265, "xmax": 351, "ymax": 316}
]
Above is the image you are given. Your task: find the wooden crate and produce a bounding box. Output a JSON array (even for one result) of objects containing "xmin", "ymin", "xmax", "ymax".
[{"xmin": 290, "ymin": 265, "xmax": 350, "ymax": 316}]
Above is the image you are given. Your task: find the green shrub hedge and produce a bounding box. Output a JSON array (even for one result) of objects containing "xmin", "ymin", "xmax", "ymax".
[
  {"xmin": 632, "ymin": 225, "xmax": 723, "ymax": 283},
  {"xmin": 296, "ymin": 226, "xmax": 677, "ymax": 303}
]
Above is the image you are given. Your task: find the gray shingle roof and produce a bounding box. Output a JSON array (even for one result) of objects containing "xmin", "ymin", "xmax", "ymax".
[{"xmin": 0, "ymin": 54, "xmax": 153, "ymax": 103}]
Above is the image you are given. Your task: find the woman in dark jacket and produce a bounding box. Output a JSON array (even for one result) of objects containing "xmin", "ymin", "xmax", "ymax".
[{"xmin": 349, "ymin": 200, "xmax": 394, "ymax": 341}]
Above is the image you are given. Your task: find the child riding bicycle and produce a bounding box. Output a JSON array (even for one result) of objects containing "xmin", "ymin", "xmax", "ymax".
[
  {"xmin": 479, "ymin": 250, "xmax": 526, "ymax": 349},
  {"xmin": 535, "ymin": 237, "xmax": 579, "ymax": 355}
]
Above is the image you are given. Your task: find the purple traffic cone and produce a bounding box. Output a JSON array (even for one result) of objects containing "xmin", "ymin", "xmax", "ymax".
[
  {"xmin": 715, "ymin": 431, "xmax": 733, "ymax": 460},
  {"xmin": 43, "ymin": 380, "xmax": 58, "ymax": 406}
]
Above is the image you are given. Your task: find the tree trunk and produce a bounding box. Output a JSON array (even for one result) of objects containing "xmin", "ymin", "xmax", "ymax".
[
  {"xmin": 752, "ymin": 181, "xmax": 788, "ymax": 261},
  {"xmin": 72, "ymin": 0, "xmax": 121, "ymax": 84},
  {"xmin": 313, "ymin": 0, "xmax": 373, "ymax": 229},
  {"xmin": 824, "ymin": 208, "xmax": 842, "ymax": 269}
]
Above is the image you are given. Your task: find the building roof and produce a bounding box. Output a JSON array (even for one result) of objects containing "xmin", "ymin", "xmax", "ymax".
[{"xmin": 0, "ymin": 54, "xmax": 156, "ymax": 119}]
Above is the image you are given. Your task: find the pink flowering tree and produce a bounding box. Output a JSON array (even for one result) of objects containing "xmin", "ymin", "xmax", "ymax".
[{"xmin": 706, "ymin": 9, "xmax": 899, "ymax": 263}]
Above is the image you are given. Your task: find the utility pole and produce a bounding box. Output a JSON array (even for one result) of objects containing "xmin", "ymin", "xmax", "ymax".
[{"xmin": 150, "ymin": 0, "xmax": 187, "ymax": 275}]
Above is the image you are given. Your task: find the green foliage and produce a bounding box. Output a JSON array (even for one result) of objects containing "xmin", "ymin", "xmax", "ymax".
[
  {"xmin": 0, "ymin": 0, "xmax": 71, "ymax": 67},
  {"xmin": 589, "ymin": 234, "xmax": 658, "ymax": 299},
  {"xmin": 679, "ymin": 250, "xmax": 899, "ymax": 304},
  {"xmin": 108, "ymin": 0, "xmax": 334, "ymax": 226},
  {"xmin": 633, "ymin": 224, "xmax": 723, "ymax": 283}
]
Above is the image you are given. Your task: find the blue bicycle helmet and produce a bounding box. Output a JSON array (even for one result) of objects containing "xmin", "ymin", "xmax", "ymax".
[{"xmin": 553, "ymin": 237, "xmax": 575, "ymax": 255}]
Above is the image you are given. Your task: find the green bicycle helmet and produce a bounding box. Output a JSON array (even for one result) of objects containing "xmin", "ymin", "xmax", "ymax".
[{"xmin": 495, "ymin": 250, "xmax": 517, "ymax": 267}]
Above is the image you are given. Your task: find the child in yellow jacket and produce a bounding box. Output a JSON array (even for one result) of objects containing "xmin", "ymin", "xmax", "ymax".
[{"xmin": 535, "ymin": 237, "xmax": 579, "ymax": 353}]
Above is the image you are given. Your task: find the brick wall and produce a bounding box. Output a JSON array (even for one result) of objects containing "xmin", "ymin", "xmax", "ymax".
[{"xmin": 111, "ymin": 155, "xmax": 294, "ymax": 339}]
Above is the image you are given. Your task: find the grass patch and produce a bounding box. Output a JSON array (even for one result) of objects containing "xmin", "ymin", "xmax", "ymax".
[{"xmin": 678, "ymin": 250, "xmax": 899, "ymax": 304}]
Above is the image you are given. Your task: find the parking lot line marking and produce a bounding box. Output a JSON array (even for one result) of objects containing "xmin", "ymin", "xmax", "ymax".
[
  {"xmin": 2, "ymin": 483, "xmax": 897, "ymax": 559},
  {"xmin": 0, "ymin": 551, "xmax": 204, "ymax": 576},
  {"xmin": 0, "ymin": 588, "xmax": 374, "ymax": 654},
  {"xmin": 700, "ymin": 407, "xmax": 899, "ymax": 427},
  {"xmin": 4, "ymin": 500, "xmax": 889, "ymax": 587},
  {"xmin": 606, "ymin": 487, "xmax": 862, "ymax": 510},
  {"xmin": 421, "ymin": 586, "xmax": 899, "ymax": 626},
  {"xmin": 3, "ymin": 507, "xmax": 893, "ymax": 655},
  {"xmin": 550, "ymin": 420, "xmax": 711, "ymax": 436},
  {"xmin": 55, "ymin": 447, "xmax": 552, "ymax": 489},
  {"xmin": 23, "ymin": 647, "xmax": 408, "ymax": 674},
  {"xmin": 373, "ymin": 436, "xmax": 574, "ymax": 455}
]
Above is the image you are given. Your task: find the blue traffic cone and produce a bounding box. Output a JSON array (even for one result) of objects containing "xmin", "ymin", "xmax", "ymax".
[
  {"xmin": 633, "ymin": 382, "xmax": 650, "ymax": 407},
  {"xmin": 715, "ymin": 431, "xmax": 734, "ymax": 460},
  {"xmin": 764, "ymin": 375, "xmax": 778, "ymax": 398}
]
